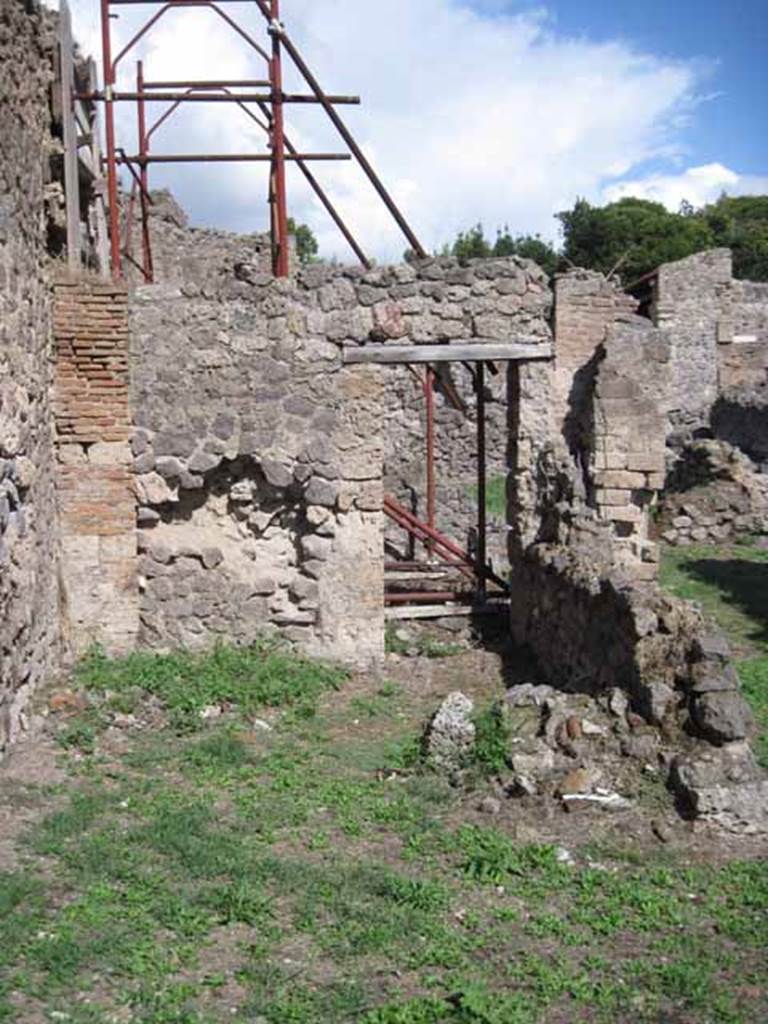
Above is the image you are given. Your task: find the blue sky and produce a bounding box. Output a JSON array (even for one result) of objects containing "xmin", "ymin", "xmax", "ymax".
[
  {"xmin": 66, "ymin": 0, "xmax": 767, "ymax": 259},
  {"xmin": 502, "ymin": 0, "xmax": 768, "ymax": 174}
]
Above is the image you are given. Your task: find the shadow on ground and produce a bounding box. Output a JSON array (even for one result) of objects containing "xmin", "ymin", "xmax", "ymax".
[
  {"xmin": 681, "ymin": 558, "xmax": 768, "ymax": 647},
  {"xmin": 470, "ymin": 610, "xmax": 546, "ymax": 689}
]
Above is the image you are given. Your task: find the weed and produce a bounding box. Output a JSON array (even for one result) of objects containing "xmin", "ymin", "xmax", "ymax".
[
  {"xmin": 738, "ymin": 657, "xmax": 768, "ymax": 767},
  {"xmin": 457, "ymin": 826, "xmax": 559, "ymax": 885},
  {"xmin": 469, "ymin": 474, "xmax": 508, "ymax": 521},
  {"xmin": 471, "ymin": 700, "xmax": 510, "ymax": 775},
  {"xmin": 385, "ymin": 623, "xmax": 410, "ymax": 655},
  {"xmin": 76, "ymin": 639, "xmax": 346, "ymax": 730}
]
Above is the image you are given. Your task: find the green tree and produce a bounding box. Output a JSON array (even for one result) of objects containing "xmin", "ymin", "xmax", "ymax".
[
  {"xmin": 447, "ymin": 223, "xmax": 559, "ymax": 275},
  {"xmin": 492, "ymin": 227, "xmax": 559, "ymax": 275},
  {"xmin": 287, "ymin": 217, "xmax": 319, "ymax": 264},
  {"xmin": 557, "ymin": 197, "xmax": 715, "ymax": 284},
  {"xmin": 702, "ymin": 194, "xmax": 768, "ymax": 281},
  {"xmin": 452, "ymin": 223, "xmax": 493, "ymax": 261}
]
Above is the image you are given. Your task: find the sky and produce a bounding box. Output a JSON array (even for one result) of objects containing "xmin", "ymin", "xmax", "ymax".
[{"xmin": 60, "ymin": 0, "xmax": 768, "ymax": 262}]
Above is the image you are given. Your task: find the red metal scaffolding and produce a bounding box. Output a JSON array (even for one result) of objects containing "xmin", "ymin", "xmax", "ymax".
[{"xmin": 80, "ymin": 0, "xmax": 426, "ymax": 280}]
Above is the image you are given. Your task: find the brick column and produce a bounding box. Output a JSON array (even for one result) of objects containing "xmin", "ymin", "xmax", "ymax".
[{"xmin": 53, "ymin": 276, "xmax": 138, "ymax": 656}]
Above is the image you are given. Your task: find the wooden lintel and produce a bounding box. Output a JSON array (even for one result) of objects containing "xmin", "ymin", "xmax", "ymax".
[{"xmin": 343, "ymin": 342, "xmax": 553, "ymax": 365}]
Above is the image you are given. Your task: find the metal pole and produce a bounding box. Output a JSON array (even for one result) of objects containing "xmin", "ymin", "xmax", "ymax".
[
  {"xmin": 424, "ymin": 366, "xmax": 436, "ymax": 537},
  {"xmin": 254, "ymin": 0, "xmax": 426, "ymax": 259},
  {"xmin": 136, "ymin": 61, "xmax": 153, "ymax": 282},
  {"xmin": 270, "ymin": 0, "xmax": 290, "ymax": 277},
  {"xmin": 475, "ymin": 362, "xmax": 487, "ymax": 603},
  {"xmin": 100, "ymin": 0, "xmax": 121, "ymax": 277}
]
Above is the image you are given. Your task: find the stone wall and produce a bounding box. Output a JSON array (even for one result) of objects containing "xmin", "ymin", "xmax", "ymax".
[
  {"xmin": 124, "ymin": 189, "xmax": 275, "ymax": 289},
  {"xmin": 53, "ymin": 276, "xmax": 138, "ymax": 656},
  {"xmin": 590, "ymin": 317, "xmax": 669, "ymax": 577},
  {"xmin": 649, "ymin": 249, "xmax": 768, "ymax": 427},
  {"xmin": 509, "ymin": 270, "xmax": 667, "ymax": 577},
  {"xmin": 731, "ymin": 280, "xmax": 768, "ymax": 344},
  {"xmin": 651, "ymin": 249, "xmax": 732, "ymax": 437},
  {"xmin": 718, "ymin": 280, "xmax": 768, "ymax": 391},
  {"xmin": 0, "ymin": 0, "xmax": 60, "ymax": 752},
  {"xmin": 509, "ymin": 544, "xmax": 754, "ymax": 747},
  {"xmin": 659, "ymin": 440, "xmax": 768, "ymax": 546},
  {"xmin": 126, "ymin": 256, "xmax": 553, "ymax": 664},
  {"xmin": 128, "ymin": 272, "xmax": 386, "ymax": 667}
]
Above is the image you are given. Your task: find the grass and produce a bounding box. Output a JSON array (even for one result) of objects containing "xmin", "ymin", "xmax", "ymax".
[
  {"xmin": 0, "ymin": 640, "xmax": 766, "ymax": 1023},
  {"xmin": 468, "ymin": 474, "xmax": 507, "ymax": 521},
  {"xmin": 660, "ymin": 538, "xmax": 768, "ymax": 765},
  {"xmin": 74, "ymin": 638, "xmax": 346, "ymax": 731},
  {"xmin": 385, "ymin": 624, "xmax": 464, "ymax": 660}
]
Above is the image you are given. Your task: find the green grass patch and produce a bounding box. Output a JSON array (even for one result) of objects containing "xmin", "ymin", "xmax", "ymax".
[
  {"xmin": 469, "ymin": 474, "xmax": 507, "ymax": 521},
  {"xmin": 2, "ymin": 634, "xmax": 767, "ymax": 1023},
  {"xmin": 660, "ymin": 540, "xmax": 768, "ymax": 764},
  {"xmin": 75, "ymin": 639, "xmax": 346, "ymax": 731}
]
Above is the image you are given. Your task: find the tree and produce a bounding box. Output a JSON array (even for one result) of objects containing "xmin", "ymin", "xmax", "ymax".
[
  {"xmin": 492, "ymin": 228, "xmax": 559, "ymax": 276},
  {"xmin": 702, "ymin": 194, "xmax": 768, "ymax": 281},
  {"xmin": 447, "ymin": 223, "xmax": 559, "ymax": 275},
  {"xmin": 452, "ymin": 223, "xmax": 493, "ymax": 261},
  {"xmin": 287, "ymin": 217, "xmax": 319, "ymax": 264},
  {"xmin": 557, "ymin": 197, "xmax": 715, "ymax": 284}
]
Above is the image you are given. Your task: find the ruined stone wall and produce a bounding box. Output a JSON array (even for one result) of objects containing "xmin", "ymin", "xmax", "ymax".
[
  {"xmin": 129, "ymin": 271, "xmax": 386, "ymax": 667},
  {"xmin": 53, "ymin": 277, "xmax": 138, "ymax": 656},
  {"xmin": 509, "ymin": 270, "xmax": 666, "ymax": 572},
  {"xmin": 718, "ymin": 280, "xmax": 768, "ymax": 392},
  {"xmin": 711, "ymin": 384, "xmax": 768, "ymax": 466},
  {"xmin": 124, "ymin": 189, "xmax": 275, "ymax": 289},
  {"xmin": 659, "ymin": 440, "xmax": 768, "ymax": 547},
  {"xmin": 651, "ymin": 249, "xmax": 732, "ymax": 438},
  {"xmin": 0, "ymin": 0, "xmax": 60, "ymax": 751},
  {"xmin": 509, "ymin": 544, "xmax": 754, "ymax": 747},
  {"xmin": 590, "ymin": 316, "xmax": 669, "ymax": 578}
]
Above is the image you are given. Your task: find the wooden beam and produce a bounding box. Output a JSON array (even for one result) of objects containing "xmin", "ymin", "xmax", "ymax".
[
  {"xmin": 59, "ymin": 0, "xmax": 81, "ymax": 272},
  {"xmin": 385, "ymin": 601, "xmax": 509, "ymax": 621},
  {"xmin": 86, "ymin": 57, "xmax": 110, "ymax": 280},
  {"xmin": 343, "ymin": 342, "xmax": 553, "ymax": 365}
]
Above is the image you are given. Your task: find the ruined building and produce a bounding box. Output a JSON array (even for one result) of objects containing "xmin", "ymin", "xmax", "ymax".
[{"xmin": 2, "ymin": 0, "xmax": 767, "ymax": 828}]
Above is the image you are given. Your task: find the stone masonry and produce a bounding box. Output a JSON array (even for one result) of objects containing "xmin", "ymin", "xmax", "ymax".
[
  {"xmin": 129, "ymin": 271, "xmax": 386, "ymax": 667},
  {"xmin": 651, "ymin": 249, "xmax": 732, "ymax": 438},
  {"xmin": 0, "ymin": 0, "xmax": 60, "ymax": 752},
  {"xmin": 127, "ymin": 255, "xmax": 552, "ymax": 666}
]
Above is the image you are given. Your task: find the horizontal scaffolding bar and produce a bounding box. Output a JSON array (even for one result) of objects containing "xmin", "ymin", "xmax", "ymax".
[
  {"xmin": 108, "ymin": 1, "xmax": 255, "ymax": 4},
  {"xmin": 77, "ymin": 91, "xmax": 360, "ymax": 105},
  {"xmin": 116, "ymin": 152, "xmax": 351, "ymax": 164},
  {"xmin": 143, "ymin": 79, "xmax": 271, "ymax": 88},
  {"xmin": 343, "ymin": 342, "xmax": 554, "ymax": 365}
]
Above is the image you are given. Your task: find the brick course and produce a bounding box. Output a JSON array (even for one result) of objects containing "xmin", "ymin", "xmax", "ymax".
[{"xmin": 53, "ymin": 276, "xmax": 138, "ymax": 656}]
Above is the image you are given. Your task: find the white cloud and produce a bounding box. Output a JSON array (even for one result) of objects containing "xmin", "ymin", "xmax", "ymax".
[
  {"xmin": 53, "ymin": 0, "xmax": 759, "ymax": 262},
  {"xmin": 602, "ymin": 162, "xmax": 768, "ymax": 211}
]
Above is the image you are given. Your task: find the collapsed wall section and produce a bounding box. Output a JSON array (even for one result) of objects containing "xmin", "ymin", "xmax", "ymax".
[
  {"xmin": 0, "ymin": 0, "xmax": 60, "ymax": 750},
  {"xmin": 510, "ymin": 269, "xmax": 667, "ymax": 575}
]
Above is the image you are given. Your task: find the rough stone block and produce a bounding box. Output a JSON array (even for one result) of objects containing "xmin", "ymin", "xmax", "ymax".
[{"xmin": 691, "ymin": 690, "xmax": 754, "ymax": 744}]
